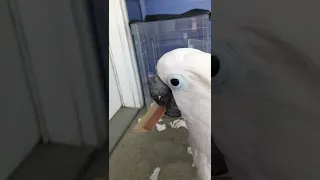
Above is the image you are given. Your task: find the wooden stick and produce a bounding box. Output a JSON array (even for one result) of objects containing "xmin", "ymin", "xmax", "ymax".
[{"xmin": 132, "ymin": 103, "xmax": 167, "ymax": 132}]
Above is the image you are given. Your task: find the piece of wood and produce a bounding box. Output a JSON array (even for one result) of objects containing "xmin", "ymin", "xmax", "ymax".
[{"xmin": 132, "ymin": 103, "xmax": 166, "ymax": 132}]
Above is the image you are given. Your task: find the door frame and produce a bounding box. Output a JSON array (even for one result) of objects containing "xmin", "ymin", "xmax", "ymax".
[
  {"xmin": 108, "ymin": 47, "xmax": 122, "ymax": 120},
  {"xmin": 109, "ymin": 0, "xmax": 144, "ymax": 108}
]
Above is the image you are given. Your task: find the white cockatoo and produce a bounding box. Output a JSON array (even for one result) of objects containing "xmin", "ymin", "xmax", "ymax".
[
  {"xmin": 135, "ymin": 48, "xmax": 228, "ymax": 179},
  {"xmin": 155, "ymin": 48, "xmax": 211, "ymax": 180}
]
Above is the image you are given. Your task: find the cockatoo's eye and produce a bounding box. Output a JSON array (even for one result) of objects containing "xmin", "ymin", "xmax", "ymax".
[
  {"xmin": 167, "ymin": 75, "xmax": 187, "ymax": 91},
  {"xmin": 170, "ymin": 78, "xmax": 179, "ymax": 86}
]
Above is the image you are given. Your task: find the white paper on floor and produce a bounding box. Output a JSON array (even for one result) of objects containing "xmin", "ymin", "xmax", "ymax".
[
  {"xmin": 187, "ymin": 147, "xmax": 196, "ymax": 167},
  {"xmin": 155, "ymin": 123, "xmax": 166, "ymax": 131},
  {"xmin": 149, "ymin": 167, "xmax": 160, "ymax": 180},
  {"xmin": 169, "ymin": 119, "xmax": 188, "ymax": 129},
  {"xmin": 187, "ymin": 147, "xmax": 193, "ymax": 155}
]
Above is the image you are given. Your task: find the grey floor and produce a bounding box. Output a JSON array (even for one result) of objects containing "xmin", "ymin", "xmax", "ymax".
[
  {"xmin": 8, "ymin": 107, "xmax": 197, "ymax": 180},
  {"xmin": 109, "ymin": 108, "xmax": 196, "ymax": 180}
]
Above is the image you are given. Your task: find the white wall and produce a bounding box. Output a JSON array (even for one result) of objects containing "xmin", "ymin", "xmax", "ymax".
[{"xmin": 109, "ymin": 0, "xmax": 144, "ymax": 108}]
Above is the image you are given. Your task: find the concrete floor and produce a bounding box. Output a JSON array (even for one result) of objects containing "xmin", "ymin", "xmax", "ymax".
[
  {"xmin": 109, "ymin": 108, "xmax": 197, "ymax": 180},
  {"xmin": 7, "ymin": 107, "xmax": 232, "ymax": 180},
  {"xmin": 7, "ymin": 108, "xmax": 198, "ymax": 180}
]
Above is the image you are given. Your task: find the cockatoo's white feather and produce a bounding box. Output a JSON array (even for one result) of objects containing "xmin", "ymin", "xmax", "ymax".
[{"xmin": 156, "ymin": 48, "xmax": 211, "ymax": 180}]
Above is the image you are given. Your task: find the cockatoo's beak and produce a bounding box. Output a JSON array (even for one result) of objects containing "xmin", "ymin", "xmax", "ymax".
[
  {"xmin": 148, "ymin": 75, "xmax": 181, "ymax": 117},
  {"xmin": 132, "ymin": 75, "xmax": 181, "ymax": 132}
]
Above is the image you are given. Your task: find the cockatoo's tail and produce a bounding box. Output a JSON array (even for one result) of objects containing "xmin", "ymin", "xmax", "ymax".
[{"xmin": 132, "ymin": 103, "xmax": 166, "ymax": 132}]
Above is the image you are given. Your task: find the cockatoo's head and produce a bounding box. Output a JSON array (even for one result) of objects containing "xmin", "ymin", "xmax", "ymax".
[
  {"xmin": 149, "ymin": 48, "xmax": 211, "ymax": 117},
  {"xmin": 133, "ymin": 48, "xmax": 214, "ymax": 132}
]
